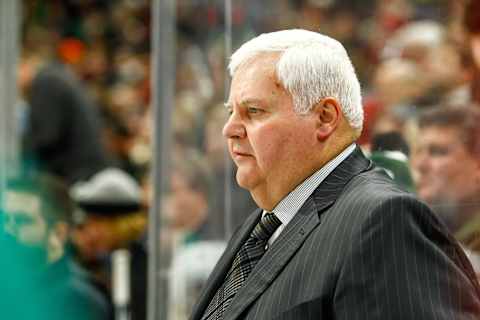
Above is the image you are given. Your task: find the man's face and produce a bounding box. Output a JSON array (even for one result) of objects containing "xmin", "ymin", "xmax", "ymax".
[
  {"xmin": 413, "ymin": 126, "xmax": 480, "ymax": 208},
  {"xmin": 223, "ymin": 54, "xmax": 318, "ymax": 206},
  {"xmin": 164, "ymin": 172, "xmax": 207, "ymax": 231},
  {"xmin": 3, "ymin": 191, "xmax": 47, "ymax": 246},
  {"xmin": 72, "ymin": 216, "xmax": 116, "ymax": 261}
]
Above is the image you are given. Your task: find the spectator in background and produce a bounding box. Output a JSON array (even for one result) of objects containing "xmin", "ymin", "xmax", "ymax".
[
  {"xmin": 367, "ymin": 58, "xmax": 428, "ymax": 139},
  {"xmin": 165, "ymin": 150, "xmax": 227, "ymax": 320},
  {"xmin": 71, "ymin": 167, "xmax": 146, "ymax": 320},
  {"xmin": 165, "ymin": 149, "xmax": 217, "ymax": 243},
  {"xmin": 362, "ymin": 20, "xmax": 470, "ymax": 147},
  {"xmin": 1, "ymin": 172, "xmax": 109, "ymax": 320},
  {"xmin": 18, "ymin": 52, "xmax": 111, "ymax": 185},
  {"xmin": 384, "ymin": 19, "xmax": 468, "ymax": 106},
  {"xmin": 412, "ymin": 104, "xmax": 480, "ymax": 272}
]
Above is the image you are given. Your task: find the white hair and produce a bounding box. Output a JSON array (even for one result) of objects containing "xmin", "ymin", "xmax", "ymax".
[{"xmin": 229, "ymin": 29, "xmax": 363, "ymax": 132}]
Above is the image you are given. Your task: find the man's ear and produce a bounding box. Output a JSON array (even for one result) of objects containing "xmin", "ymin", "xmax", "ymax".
[
  {"xmin": 53, "ymin": 222, "xmax": 69, "ymax": 244},
  {"xmin": 313, "ymin": 97, "xmax": 341, "ymax": 141}
]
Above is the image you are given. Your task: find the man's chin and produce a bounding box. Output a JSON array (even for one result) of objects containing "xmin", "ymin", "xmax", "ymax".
[
  {"xmin": 236, "ymin": 175, "xmax": 253, "ymax": 191},
  {"xmin": 235, "ymin": 170, "xmax": 259, "ymax": 191}
]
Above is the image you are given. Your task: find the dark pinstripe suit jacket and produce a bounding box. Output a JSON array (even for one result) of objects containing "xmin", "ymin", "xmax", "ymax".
[{"xmin": 190, "ymin": 147, "xmax": 480, "ymax": 319}]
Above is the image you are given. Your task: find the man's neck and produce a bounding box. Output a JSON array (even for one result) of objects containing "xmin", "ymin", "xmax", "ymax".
[{"xmin": 251, "ymin": 140, "xmax": 355, "ymax": 211}]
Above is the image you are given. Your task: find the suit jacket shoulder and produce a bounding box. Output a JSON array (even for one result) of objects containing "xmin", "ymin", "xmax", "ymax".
[
  {"xmin": 297, "ymin": 149, "xmax": 480, "ymax": 319},
  {"xmin": 191, "ymin": 147, "xmax": 480, "ymax": 320}
]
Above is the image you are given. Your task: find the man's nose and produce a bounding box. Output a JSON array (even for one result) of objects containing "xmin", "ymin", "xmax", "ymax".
[
  {"xmin": 222, "ymin": 113, "xmax": 246, "ymax": 139},
  {"xmin": 412, "ymin": 150, "xmax": 429, "ymax": 173}
]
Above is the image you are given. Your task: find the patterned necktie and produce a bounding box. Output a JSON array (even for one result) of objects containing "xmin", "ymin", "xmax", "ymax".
[{"xmin": 202, "ymin": 212, "xmax": 282, "ymax": 320}]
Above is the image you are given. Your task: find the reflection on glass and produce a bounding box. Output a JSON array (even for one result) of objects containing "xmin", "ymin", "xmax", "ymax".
[{"xmin": 1, "ymin": 171, "xmax": 109, "ymax": 320}]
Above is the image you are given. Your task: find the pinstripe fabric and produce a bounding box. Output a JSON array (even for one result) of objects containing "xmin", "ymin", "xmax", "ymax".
[
  {"xmin": 190, "ymin": 147, "xmax": 480, "ymax": 320},
  {"xmin": 201, "ymin": 213, "xmax": 282, "ymax": 320}
]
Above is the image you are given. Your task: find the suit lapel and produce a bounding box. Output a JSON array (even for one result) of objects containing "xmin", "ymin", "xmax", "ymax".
[
  {"xmin": 224, "ymin": 147, "xmax": 372, "ymax": 320},
  {"xmin": 190, "ymin": 209, "xmax": 262, "ymax": 320},
  {"xmin": 224, "ymin": 196, "xmax": 321, "ymax": 320}
]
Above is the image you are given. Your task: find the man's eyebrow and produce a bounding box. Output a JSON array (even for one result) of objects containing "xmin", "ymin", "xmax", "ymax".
[
  {"xmin": 241, "ymin": 98, "xmax": 263, "ymax": 106},
  {"xmin": 224, "ymin": 99, "xmax": 264, "ymax": 110}
]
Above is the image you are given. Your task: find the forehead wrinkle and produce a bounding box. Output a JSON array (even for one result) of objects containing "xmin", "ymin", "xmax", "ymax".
[{"xmin": 240, "ymin": 98, "xmax": 265, "ymax": 106}]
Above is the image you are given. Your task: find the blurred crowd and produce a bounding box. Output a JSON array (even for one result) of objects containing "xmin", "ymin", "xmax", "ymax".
[{"xmin": 1, "ymin": 0, "xmax": 479, "ymax": 319}]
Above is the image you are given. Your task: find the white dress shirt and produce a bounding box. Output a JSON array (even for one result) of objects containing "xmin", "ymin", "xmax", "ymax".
[{"xmin": 264, "ymin": 143, "xmax": 356, "ymax": 246}]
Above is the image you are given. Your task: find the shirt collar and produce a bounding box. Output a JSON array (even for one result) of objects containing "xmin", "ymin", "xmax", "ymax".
[{"xmin": 263, "ymin": 143, "xmax": 356, "ymax": 227}]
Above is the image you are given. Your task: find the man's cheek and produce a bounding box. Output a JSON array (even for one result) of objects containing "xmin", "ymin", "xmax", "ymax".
[{"xmin": 18, "ymin": 221, "xmax": 47, "ymax": 245}]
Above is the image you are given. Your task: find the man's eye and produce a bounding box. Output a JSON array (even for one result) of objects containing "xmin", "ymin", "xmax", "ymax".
[
  {"xmin": 247, "ymin": 107, "xmax": 263, "ymax": 114},
  {"xmin": 429, "ymin": 146, "xmax": 449, "ymax": 156}
]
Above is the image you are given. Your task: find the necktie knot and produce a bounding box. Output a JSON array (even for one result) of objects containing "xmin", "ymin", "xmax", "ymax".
[
  {"xmin": 251, "ymin": 212, "xmax": 282, "ymax": 241},
  {"xmin": 201, "ymin": 212, "xmax": 282, "ymax": 320}
]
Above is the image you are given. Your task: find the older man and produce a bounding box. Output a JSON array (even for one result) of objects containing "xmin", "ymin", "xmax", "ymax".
[{"xmin": 190, "ymin": 29, "xmax": 480, "ymax": 320}]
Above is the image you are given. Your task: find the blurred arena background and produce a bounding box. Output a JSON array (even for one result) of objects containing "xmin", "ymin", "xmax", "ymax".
[{"xmin": 0, "ymin": 0, "xmax": 479, "ymax": 319}]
